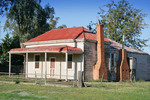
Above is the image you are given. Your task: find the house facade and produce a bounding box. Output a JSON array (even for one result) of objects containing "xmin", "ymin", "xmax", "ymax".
[{"xmin": 9, "ymin": 25, "xmax": 150, "ymax": 81}]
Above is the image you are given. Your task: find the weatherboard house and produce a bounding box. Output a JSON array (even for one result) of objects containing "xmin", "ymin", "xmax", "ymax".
[{"xmin": 9, "ymin": 24, "xmax": 150, "ymax": 81}]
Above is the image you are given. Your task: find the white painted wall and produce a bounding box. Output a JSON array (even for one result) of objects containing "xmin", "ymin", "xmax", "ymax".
[
  {"xmin": 25, "ymin": 40, "xmax": 84, "ymax": 51},
  {"xmin": 27, "ymin": 53, "xmax": 83, "ymax": 80}
]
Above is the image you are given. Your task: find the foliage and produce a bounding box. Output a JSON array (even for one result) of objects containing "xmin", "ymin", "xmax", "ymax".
[
  {"xmin": 4, "ymin": 0, "xmax": 53, "ymax": 44},
  {"xmin": 88, "ymin": 0, "xmax": 148, "ymax": 50},
  {"xmin": 4, "ymin": 0, "xmax": 67, "ymax": 45},
  {"xmin": 0, "ymin": 0, "xmax": 42, "ymax": 16},
  {"xmin": 0, "ymin": 0, "xmax": 14, "ymax": 15},
  {"xmin": 49, "ymin": 17, "xmax": 67, "ymax": 29},
  {"xmin": 0, "ymin": 33, "xmax": 23, "ymax": 70},
  {"xmin": 0, "ymin": 33, "xmax": 12, "ymax": 65},
  {"xmin": 87, "ymin": 21, "xmax": 96, "ymax": 33}
]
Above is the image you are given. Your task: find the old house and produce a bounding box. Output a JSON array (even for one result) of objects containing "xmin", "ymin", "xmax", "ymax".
[{"xmin": 9, "ymin": 24, "xmax": 150, "ymax": 81}]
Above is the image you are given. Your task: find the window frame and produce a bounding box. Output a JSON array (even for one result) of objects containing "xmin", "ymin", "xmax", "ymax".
[
  {"xmin": 49, "ymin": 57, "xmax": 56, "ymax": 76},
  {"xmin": 68, "ymin": 54, "xmax": 73, "ymax": 69},
  {"xmin": 111, "ymin": 53, "xmax": 116, "ymax": 67},
  {"xmin": 34, "ymin": 54, "xmax": 40, "ymax": 69}
]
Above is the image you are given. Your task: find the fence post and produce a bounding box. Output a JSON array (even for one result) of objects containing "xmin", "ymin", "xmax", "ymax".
[
  {"xmin": 77, "ymin": 71, "xmax": 83, "ymax": 88},
  {"xmin": 101, "ymin": 73, "xmax": 104, "ymax": 83},
  {"xmin": 35, "ymin": 71, "xmax": 37, "ymax": 84},
  {"xmin": 11, "ymin": 73, "xmax": 13, "ymax": 82},
  {"xmin": 73, "ymin": 80, "xmax": 76, "ymax": 87}
]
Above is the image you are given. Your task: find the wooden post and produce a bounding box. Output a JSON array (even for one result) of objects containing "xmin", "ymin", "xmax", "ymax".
[
  {"xmin": 77, "ymin": 71, "xmax": 83, "ymax": 88},
  {"xmin": 82, "ymin": 54, "xmax": 84, "ymax": 82},
  {"xmin": 35, "ymin": 71, "xmax": 37, "ymax": 84},
  {"xmin": 23, "ymin": 55, "xmax": 26, "ymax": 75},
  {"xmin": 65, "ymin": 52, "xmax": 68, "ymax": 81},
  {"xmin": 9, "ymin": 53, "xmax": 11, "ymax": 77},
  {"xmin": 26, "ymin": 53, "xmax": 28, "ymax": 78},
  {"xmin": 45, "ymin": 52, "xmax": 47, "ymax": 84}
]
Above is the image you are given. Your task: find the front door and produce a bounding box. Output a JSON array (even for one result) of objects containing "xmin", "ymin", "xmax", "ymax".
[{"xmin": 50, "ymin": 58, "xmax": 55, "ymax": 76}]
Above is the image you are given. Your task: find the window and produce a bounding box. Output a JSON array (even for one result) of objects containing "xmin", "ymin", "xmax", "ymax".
[
  {"xmin": 111, "ymin": 53, "xmax": 116, "ymax": 67},
  {"xmin": 35, "ymin": 55, "xmax": 40, "ymax": 69},
  {"xmin": 68, "ymin": 55, "xmax": 72, "ymax": 69},
  {"xmin": 111, "ymin": 54, "xmax": 114, "ymax": 67}
]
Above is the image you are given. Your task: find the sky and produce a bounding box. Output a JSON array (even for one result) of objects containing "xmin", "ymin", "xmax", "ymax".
[{"xmin": 0, "ymin": 0, "xmax": 150, "ymax": 54}]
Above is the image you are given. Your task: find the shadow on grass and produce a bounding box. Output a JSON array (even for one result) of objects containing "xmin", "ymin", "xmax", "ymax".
[{"xmin": 15, "ymin": 81, "xmax": 20, "ymax": 84}]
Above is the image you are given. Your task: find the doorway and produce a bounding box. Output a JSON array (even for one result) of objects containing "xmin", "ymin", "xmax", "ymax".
[{"xmin": 50, "ymin": 58, "xmax": 56, "ymax": 76}]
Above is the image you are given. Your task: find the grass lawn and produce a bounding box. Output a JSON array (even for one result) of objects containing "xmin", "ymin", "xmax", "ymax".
[
  {"xmin": 0, "ymin": 82, "xmax": 150, "ymax": 100},
  {"xmin": 0, "ymin": 75, "xmax": 75, "ymax": 86}
]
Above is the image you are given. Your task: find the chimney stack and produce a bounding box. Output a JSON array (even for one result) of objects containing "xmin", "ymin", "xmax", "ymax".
[
  {"xmin": 93, "ymin": 24, "xmax": 108, "ymax": 80},
  {"xmin": 120, "ymin": 49, "xmax": 130, "ymax": 81}
]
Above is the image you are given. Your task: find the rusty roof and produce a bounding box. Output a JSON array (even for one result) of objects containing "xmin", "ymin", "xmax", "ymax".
[
  {"xmin": 24, "ymin": 27, "xmax": 148, "ymax": 54},
  {"xmin": 25, "ymin": 26, "xmax": 93, "ymax": 43},
  {"xmin": 9, "ymin": 45, "xmax": 83, "ymax": 53},
  {"xmin": 105, "ymin": 38, "xmax": 148, "ymax": 54}
]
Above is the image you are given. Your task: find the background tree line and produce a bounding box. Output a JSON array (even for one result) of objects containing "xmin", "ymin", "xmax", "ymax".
[{"xmin": 0, "ymin": 0, "xmax": 67, "ymax": 71}]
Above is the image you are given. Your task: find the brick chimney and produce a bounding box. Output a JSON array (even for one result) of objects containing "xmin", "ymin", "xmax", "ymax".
[
  {"xmin": 93, "ymin": 24, "xmax": 107, "ymax": 80},
  {"xmin": 120, "ymin": 49, "xmax": 130, "ymax": 81}
]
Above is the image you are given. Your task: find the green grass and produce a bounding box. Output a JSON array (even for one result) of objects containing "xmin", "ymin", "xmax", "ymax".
[
  {"xmin": 0, "ymin": 82, "xmax": 150, "ymax": 100},
  {"xmin": 0, "ymin": 75, "xmax": 76, "ymax": 86},
  {"xmin": 0, "ymin": 75, "xmax": 35, "ymax": 83}
]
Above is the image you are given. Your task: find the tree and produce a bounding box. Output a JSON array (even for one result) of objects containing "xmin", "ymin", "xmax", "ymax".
[
  {"xmin": 89, "ymin": 0, "xmax": 148, "ymax": 50},
  {"xmin": 0, "ymin": 33, "xmax": 12, "ymax": 65},
  {"xmin": 0, "ymin": 33, "xmax": 23, "ymax": 72},
  {"xmin": 0, "ymin": 0, "xmax": 14, "ymax": 15},
  {"xmin": 4, "ymin": 0, "xmax": 67, "ymax": 45},
  {"xmin": 57, "ymin": 24, "xmax": 67, "ymax": 29},
  {"xmin": 4, "ymin": 0, "xmax": 54, "ymax": 45},
  {"xmin": 28, "ymin": 3, "xmax": 55, "ymax": 38},
  {"xmin": 49, "ymin": 17, "xmax": 67, "ymax": 29},
  {"xmin": 0, "ymin": 0, "xmax": 42, "ymax": 15}
]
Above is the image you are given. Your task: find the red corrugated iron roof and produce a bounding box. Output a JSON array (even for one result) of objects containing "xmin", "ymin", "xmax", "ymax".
[
  {"xmin": 9, "ymin": 45, "xmax": 82, "ymax": 53},
  {"xmin": 24, "ymin": 26, "xmax": 147, "ymax": 54},
  {"xmin": 25, "ymin": 26, "xmax": 117, "ymax": 44},
  {"xmin": 26, "ymin": 27, "xmax": 92, "ymax": 43}
]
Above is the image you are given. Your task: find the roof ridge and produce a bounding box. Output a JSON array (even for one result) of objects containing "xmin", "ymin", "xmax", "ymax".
[
  {"xmin": 51, "ymin": 26, "xmax": 85, "ymax": 31},
  {"xmin": 38, "ymin": 26, "xmax": 86, "ymax": 36},
  {"xmin": 25, "ymin": 26, "xmax": 87, "ymax": 43},
  {"xmin": 106, "ymin": 38, "xmax": 119, "ymax": 44}
]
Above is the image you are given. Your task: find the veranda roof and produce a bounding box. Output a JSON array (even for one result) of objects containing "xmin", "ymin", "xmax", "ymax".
[{"xmin": 9, "ymin": 45, "xmax": 83, "ymax": 54}]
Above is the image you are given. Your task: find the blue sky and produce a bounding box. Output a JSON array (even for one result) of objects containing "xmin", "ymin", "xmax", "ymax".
[{"xmin": 0, "ymin": 0, "xmax": 150, "ymax": 54}]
